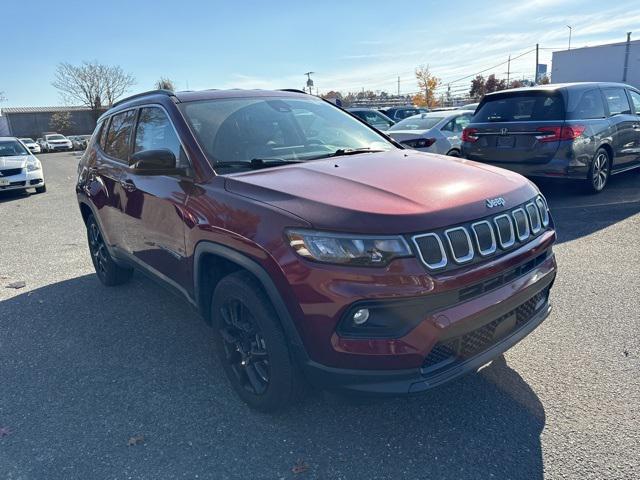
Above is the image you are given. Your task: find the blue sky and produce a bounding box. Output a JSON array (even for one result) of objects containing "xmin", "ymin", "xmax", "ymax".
[{"xmin": 2, "ymin": 0, "xmax": 640, "ymax": 107}]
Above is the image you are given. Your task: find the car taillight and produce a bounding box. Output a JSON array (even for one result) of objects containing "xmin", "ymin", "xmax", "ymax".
[
  {"xmin": 462, "ymin": 127, "xmax": 479, "ymax": 143},
  {"xmin": 536, "ymin": 125, "xmax": 586, "ymax": 142}
]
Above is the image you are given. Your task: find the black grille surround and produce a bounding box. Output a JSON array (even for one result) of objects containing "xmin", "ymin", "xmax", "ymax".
[
  {"xmin": 0, "ymin": 168, "xmax": 24, "ymax": 177},
  {"xmin": 411, "ymin": 195, "xmax": 550, "ymax": 272},
  {"xmin": 422, "ymin": 288, "xmax": 549, "ymax": 373}
]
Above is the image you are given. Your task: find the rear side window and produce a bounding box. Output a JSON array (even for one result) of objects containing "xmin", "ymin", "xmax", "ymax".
[
  {"xmin": 566, "ymin": 89, "xmax": 606, "ymax": 119},
  {"xmin": 628, "ymin": 90, "xmax": 640, "ymax": 113},
  {"xmin": 602, "ymin": 88, "xmax": 631, "ymax": 115},
  {"xmin": 104, "ymin": 110, "xmax": 136, "ymax": 161},
  {"xmin": 134, "ymin": 107, "xmax": 188, "ymax": 167},
  {"xmin": 474, "ymin": 93, "xmax": 564, "ymax": 122}
]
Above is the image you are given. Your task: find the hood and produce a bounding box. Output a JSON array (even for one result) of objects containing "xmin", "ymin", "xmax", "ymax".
[
  {"xmin": 0, "ymin": 155, "xmax": 29, "ymax": 169},
  {"xmin": 224, "ymin": 150, "xmax": 538, "ymax": 234}
]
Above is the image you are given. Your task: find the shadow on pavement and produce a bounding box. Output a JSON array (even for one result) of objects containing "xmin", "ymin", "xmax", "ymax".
[
  {"xmin": 0, "ymin": 274, "xmax": 545, "ymax": 479},
  {"xmin": 533, "ymin": 171, "xmax": 640, "ymax": 245}
]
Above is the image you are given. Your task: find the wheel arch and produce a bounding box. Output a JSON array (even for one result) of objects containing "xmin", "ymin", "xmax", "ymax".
[{"xmin": 193, "ymin": 241, "xmax": 307, "ymax": 358}]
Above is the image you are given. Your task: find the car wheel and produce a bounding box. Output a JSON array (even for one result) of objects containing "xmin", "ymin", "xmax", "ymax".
[
  {"xmin": 446, "ymin": 149, "xmax": 461, "ymax": 157},
  {"xmin": 35, "ymin": 185, "xmax": 46, "ymax": 194},
  {"xmin": 586, "ymin": 148, "xmax": 610, "ymax": 193},
  {"xmin": 86, "ymin": 214, "xmax": 133, "ymax": 286},
  {"xmin": 211, "ymin": 271, "xmax": 305, "ymax": 412}
]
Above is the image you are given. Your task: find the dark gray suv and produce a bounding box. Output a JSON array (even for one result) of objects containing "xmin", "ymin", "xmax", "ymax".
[{"xmin": 461, "ymin": 82, "xmax": 640, "ymax": 192}]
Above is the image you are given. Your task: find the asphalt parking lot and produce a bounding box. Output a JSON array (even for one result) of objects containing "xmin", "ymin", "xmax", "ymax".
[{"xmin": 1, "ymin": 152, "xmax": 638, "ymax": 479}]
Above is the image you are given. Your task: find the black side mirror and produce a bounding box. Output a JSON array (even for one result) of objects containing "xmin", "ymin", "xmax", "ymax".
[{"xmin": 130, "ymin": 149, "xmax": 179, "ymax": 174}]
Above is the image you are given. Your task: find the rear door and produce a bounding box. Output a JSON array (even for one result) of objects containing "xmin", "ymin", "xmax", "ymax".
[
  {"xmin": 118, "ymin": 106, "xmax": 192, "ymax": 288},
  {"xmin": 464, "ymin": 91, "xmax": 565, "ymax": 164},
  {"xmin": 602, "ymin": 87, "xmax": 636, "ymax": 168},
  {"xmin": 624, "ymin": 88, "xmax": 640, "ymax": 167},
  {"xmin": 90, "ymin": 110, "xmax": 137, "ymax": 251}
]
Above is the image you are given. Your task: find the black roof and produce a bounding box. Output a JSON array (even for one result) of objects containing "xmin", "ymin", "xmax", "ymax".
[
  {"xmin": 484, "ymin": 81, "xmax": 637, "ymax": 98},
  {"xmin": 100, "ymin": 88, "xmax": 310, "ymax": 121}
]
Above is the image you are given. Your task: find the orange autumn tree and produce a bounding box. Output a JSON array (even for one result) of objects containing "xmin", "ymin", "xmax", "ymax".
[{"xmin": 412, "ymin": 65, "xmax": 440, "ymax": 108}]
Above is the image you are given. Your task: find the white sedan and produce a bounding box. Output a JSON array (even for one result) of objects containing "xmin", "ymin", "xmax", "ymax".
[
  {"xmin": 19, "ymin": 137, "xmax": 42, "ymax": 154},
  {"xmin": 387, "ymin": 110, "xmax": 474, "ymax": 157},
  {"xmin": 0, "ymin": 137, "xmax": 46, "ymax": 194}
]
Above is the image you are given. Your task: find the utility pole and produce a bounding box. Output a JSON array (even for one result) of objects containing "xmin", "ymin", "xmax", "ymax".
[
  {"xmin": 397, "ymin": 76, "xmax": 400, "ymax": 96},
  {"xmin": 623, "ymin": 32, "xmax": 632, "ymax": 82},
  {"xmin": 304, "ymin": 72, "xmax": 314, "ymax": 95},
  {"xmin": 567, "ymin": 25, "xmax": 572, "ymax": 50},
  {"xmin": 535, "ymin": 43, "xmax": 539, "ymax": 84},
  {"xmin": 507, "ymin": 55, "xmax": 511, "ymax": 85}
]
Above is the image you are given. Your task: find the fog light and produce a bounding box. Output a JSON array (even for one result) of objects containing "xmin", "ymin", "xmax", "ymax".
[{"xmin": 352, "ymin": 308, "xmax": 370, "ymax": 325}]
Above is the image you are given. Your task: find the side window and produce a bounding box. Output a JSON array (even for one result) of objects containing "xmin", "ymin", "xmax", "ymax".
[
  {"xmin": 99, "ymin": 119, "xmax": 109, "ymax": 149},
  {"xmin": 453, "ymin": 115, "xmax": 471, "ymax": 132},
  {"xmin": 104, "ymin": 110, "xmax": 136, "ymax": 161},
  {"xmin": 134, "ymin": 107, "xmax": 187, "ymax": 167},
  {"xmin": 628, "ymin": 90, "xmax": 640, "ymax": 114},
  {"xmin": 567, "ymin": 90, "xmax": 606, "ymax": 119},
  {"xmin": 603, "ymin": 88, "xmax": 631, "ymax": 116},
  {"xmin": 441, "ymin": 120, "xmax": 455, "ymax": 132}
]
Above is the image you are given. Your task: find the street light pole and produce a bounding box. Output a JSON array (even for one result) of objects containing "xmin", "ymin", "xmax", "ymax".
[{"xmin": 567, "ymin": 25, "xmax": 572, "ymax": 50}]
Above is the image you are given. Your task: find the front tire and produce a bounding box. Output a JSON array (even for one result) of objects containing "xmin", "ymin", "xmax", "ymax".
[
  {"xmin": 211, "ymin": 271, "xmax": 304, "ymax": 412},
  {"xmin": 446, "ymin": 149, "xmax": 461, "ymax": 157},
  {"xmin": 35, "ymin": 185, "xmax": 46, "ymax": 194},
  {"xmin": 586, "ymin": 148, "xmax": 610, "ymax": 193},
  {"xmin": 86, "ymin": 214, "xmax": 133, "ymax": 286}
]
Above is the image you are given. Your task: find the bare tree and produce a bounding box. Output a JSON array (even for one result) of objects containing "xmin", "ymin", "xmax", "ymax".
[
  {"xmin": 52, "ymin": 61, "xmax": 135, "ymax": 118},
  {"xmin": 0, "ymin": 91, "xmax": 6, "ymax": 102},
  {"xmin": 155, "ymin": 77, "xmax": 176, "ymax": 91}
]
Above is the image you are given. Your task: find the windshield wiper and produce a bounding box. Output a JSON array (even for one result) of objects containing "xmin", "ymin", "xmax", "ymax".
[
  {"xmin": 214, "ymin": 158, "xmax": 304, "ymax": 170},
  {"xmin": 311, "ymin": 147, "xmax": 386, "ymax": 160}
]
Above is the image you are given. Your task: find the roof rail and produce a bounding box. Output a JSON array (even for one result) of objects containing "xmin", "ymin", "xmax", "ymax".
[
  {"xmin": 112, "ymin": 89, "xmax": 176, "ymax": 108},
  {"xmin": 279, "ymin": 89, "xmax": 308, "ymax": 94}
]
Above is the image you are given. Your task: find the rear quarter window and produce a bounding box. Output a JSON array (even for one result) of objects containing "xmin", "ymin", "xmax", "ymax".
[
  {"xmin": 474, "ymin": 93, "xmax": 564, "ymax": 122},
  {"xmin": 566, "ymin": 89, "xmax": 606, "ymax": 120}
]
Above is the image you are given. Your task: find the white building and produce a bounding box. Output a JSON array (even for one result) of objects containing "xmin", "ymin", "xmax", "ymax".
[{"xmin": 551, "ymin": 37, "xmax": 640, "ymax": 88}]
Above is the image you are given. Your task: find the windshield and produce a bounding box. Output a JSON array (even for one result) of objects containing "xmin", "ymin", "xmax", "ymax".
[
  {"xmin": 180, "ymin": 96, "xmax": 394, "ymax": 170},
  {"xmin": 46, "ymin": 134, "xmax": 65, "ymax": 140},
  {"xmin": 389, "ymin": 115, "xmax": 443, "ymax": 131},
  {"xmin": 0, "ymin": 140, "xmax": 30, "ymax": 157},
  {"xmin": 20, "ymin": 138, "xmax": 34, "ymax": 143},
  {"xmin": 474, "ymin": 92, "xmax": 564, "ymax": 122}
]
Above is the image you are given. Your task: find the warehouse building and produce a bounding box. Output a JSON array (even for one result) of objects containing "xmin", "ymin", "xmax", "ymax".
[
  {"xmin": 551, "ymin": 35, "xmax": 640, "ymax": 89},
  {"xmin": 0, "ymin": 106, "xmax": 102, "ymax": 138}
]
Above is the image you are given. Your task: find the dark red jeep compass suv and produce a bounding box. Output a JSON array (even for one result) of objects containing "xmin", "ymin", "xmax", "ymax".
[{"xmin": 76, "ymin": 88, "xmax": 557, "ymax": 411}]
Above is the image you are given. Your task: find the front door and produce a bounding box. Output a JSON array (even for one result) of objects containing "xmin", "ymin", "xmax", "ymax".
[
  {"xmin": 118, "ymin": 106, "xmax": 191, "ymax": 290},
  {"xmin": 602, "ymin": 87, "xmax": 637, "ymax": 168}
]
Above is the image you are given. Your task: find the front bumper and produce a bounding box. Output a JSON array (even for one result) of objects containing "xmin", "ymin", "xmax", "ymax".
[
  {"xmin": 27, "ymin": 145, "xmax": 41, "ymax": 153},
  {"xmin": 0, "ymin": 169, "xmax": 45, "ymax": 192},
  {"xmin": 301, "ymin": 252, "xmax": 556, "ymax": 395},
  {"xmin": 47, "ymin": 144, "xmax": 73, "ymax": 151}
]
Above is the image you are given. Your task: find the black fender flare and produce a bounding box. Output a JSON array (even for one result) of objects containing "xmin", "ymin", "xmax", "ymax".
[{"xmin": 193, "ymin": 241, "xmax": 308, "ymax": 358}]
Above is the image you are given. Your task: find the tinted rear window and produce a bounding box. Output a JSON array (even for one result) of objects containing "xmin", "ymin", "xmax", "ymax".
[
  {"xmin": 566, "ymin": 89, "xmax": 606, "ymax": 119},
  {"xmin": 475, "ymin": 92, "xmax": 564, "ymax": 122}
]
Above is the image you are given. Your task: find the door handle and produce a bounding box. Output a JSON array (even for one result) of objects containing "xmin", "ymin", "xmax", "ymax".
[{"xmin": 120, "ymin": 179, "xmax": 137, "ymax": 192}]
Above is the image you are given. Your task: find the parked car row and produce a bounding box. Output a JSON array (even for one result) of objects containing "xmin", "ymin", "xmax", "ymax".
[
  {"xmin": 352, "ymin": 82, "xmax": 640, "ymax": 193},
  {"xmin": 0, "ymin": 137, "xmax": 46, "ymax": 194}
]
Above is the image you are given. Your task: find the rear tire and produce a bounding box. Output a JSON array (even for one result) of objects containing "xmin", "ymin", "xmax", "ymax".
[
  {"xmin": 585, "ymin": 148, "xmax": 610, "ymax": 193},
  {"xmin": 210, "ymin": 271, "xmax": 305, "ymax": 412},
  {"xmin": 446, "ymin": 149, "xmax": 461, "ymax": 157},
  {"xmin": 86, "ymin": 214, "xmax": 133, "ymax": 286}
]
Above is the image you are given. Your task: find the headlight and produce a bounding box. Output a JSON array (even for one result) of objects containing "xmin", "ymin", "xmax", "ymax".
[
  {"xmin": 286, "ymin": 229, "xmax": 412, "ymax": 266},
  {"xmin": 27, "ymin": 160, "xmax": 41, "ymax": 171}
]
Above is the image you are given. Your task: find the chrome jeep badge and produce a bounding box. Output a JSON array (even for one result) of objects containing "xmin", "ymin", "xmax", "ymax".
[{"xmin": 486, "ymin": 197, "xmax": 506, "ymax": 208}]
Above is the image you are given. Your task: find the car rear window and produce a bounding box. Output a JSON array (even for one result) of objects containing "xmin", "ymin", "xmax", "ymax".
[
  {"xmin": 389, "ymin": 116, "xmax": 443, "ymax": 131},
  {"xmin": 474, "ymin": 92, "xmax": 564, "ymax": 122}
]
